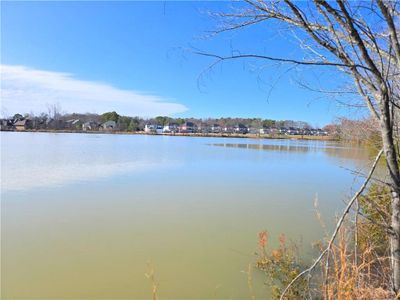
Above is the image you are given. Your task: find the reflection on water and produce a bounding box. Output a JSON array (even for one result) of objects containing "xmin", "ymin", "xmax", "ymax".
[
  {"xmin": 210, "ymin": 142, "xmax": 369, "ymax": 161},
  {"xmin": 1, "ymin": 132, "xmax": 371, "ymax": 299}
]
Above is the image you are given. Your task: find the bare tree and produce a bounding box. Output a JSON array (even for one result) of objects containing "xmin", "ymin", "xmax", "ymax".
[
  {"xmin": 46, "ymin": 102, "xmax": 62, "ymax": 120},
  {"xmin": 199, "ymin": 0, "xmax": 400, "ymax": 295}
]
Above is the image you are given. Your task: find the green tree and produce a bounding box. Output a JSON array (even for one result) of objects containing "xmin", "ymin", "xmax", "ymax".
[
  {"xmin": 101, "ymin": 111, "xmax": 120, "ymax": 122},
  {"xmin": 128, "ymin": 118, "xmax": 139, "ymax": 131},
  {"xmin": 174, "ymin": 118, "xmax": 185, "ymax": 125},
  {"xmin": 13, "ymin": 113, "xmax": 23, "ymax": 120},
  {"xmin": 155, "ymin": 116, "xmax": 170, "ymax": 126},
  {"xmin": 118, "ymin": 116, "xmax": 131, "ymax": 130},
  {"xmin": 263, "ymin": 119, "xmax": 276, "ymax": 128}
]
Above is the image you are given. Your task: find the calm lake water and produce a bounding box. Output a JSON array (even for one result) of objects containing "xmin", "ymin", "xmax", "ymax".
[{"xmin": 1, "ymin": 132, "xmax": 371, "ymax": 299}]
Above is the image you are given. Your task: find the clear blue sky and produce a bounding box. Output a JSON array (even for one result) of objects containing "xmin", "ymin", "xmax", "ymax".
[{"xmin": 1, "ymin": 1, "xmax": 365, "ymax": 126}]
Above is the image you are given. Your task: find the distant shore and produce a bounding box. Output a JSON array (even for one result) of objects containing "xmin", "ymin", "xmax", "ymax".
[{"xmin": 0, "ymin": 128, "xmax": 338, "ymax": 141}]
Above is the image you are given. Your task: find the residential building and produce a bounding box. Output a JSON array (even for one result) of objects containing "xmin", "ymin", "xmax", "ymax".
[
  {"xmin": 211, "ymin": 124, "xmax": 221, "ymax": 133},
  {"xmin": 145, "ymin": 124, "xmax": 163, "ymax": 134},
  {"xmin": 14, "ymin": 119, "xmax": 32, "ymax": 131},
  {"xmin": 101, "ymin": 121, "xmax": 117, "ymax": 131},
  {"xmin": 179, "ymin": 122, "xmax": 197, "ymax": 133},
  {"xmin": 82, "ymin": 121, "xmax": 99, "ymax": 131},
  {"xmin": 163, "ymin": 123, "xmax": 180, "ymax": 133},
  {"xmin": 234, "ymin": 124, "xmax": 248, "ymax": 134}
]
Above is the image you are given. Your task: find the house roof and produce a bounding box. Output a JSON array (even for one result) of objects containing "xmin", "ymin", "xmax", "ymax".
[
  {"xmin": 14, "ymin": 120, "xmax": 27, "ymax": 126},
  {"xmin": 84, "ymin": 121, "xmax": 97, "ymax": 125}
]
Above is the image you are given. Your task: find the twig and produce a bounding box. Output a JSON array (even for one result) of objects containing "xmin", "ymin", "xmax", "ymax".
[
  {"xmin": 355, "ymin": 197, "xmax": 359, "ymax": 271},
  {"xmin": 279, "ymin": 148, "xmax": 383, "ymax": 300}
]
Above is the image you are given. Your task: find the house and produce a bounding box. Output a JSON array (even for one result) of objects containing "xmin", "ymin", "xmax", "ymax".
[
  {"xmin": 82, "ymin": 121, "xmax": 99, "ymax": 131},
  {"xmin": 101, "ymin": 120, "xmax": 117, "ymax": 131},
  {"xmin": 223, "ymin": 126, "xmax": 234, "ymax": 133},
  {"xmin": 260, "ymin": 127, "xmax": 272, "ymax": 134},
  {"xmin": 65, "ymin": 119, "xmax": 82, "ymax": 130},
  {"xmin": 196, "ymin": 123, "xmax": 210, "ymax": 134},
  {"xmin": 0, "ymin": 119, "xmax": 13, "ymax": 131},
  {"xmin": 144, "ymin": 124, "xmax": 163, "ymax": 134},
  {"xmin": 261, "ymin": 127, "xmax": 279, "ymax": 134},
  {"xmin": 315, "ymin": 129, "xmax": 328, "ymax": 136},
  {"xmin": 179, "ymin": 122, "xmax": 197, "ymax": 133},
  {"xmin": 287, "ymin": 127, "xmax": 300, "ymax": 135},
  {"xmin": 144, "ymin": 124, "xmax": 155, "ymax": 133},
  {"xmin": 247, "ymin": 127, "xmax": 260, "ymax": 134},
  {"xmin": 279, "ymin": 127, "xmax": 288, "ymax": 134},
  {"xmin": 234, "ymin": 124, "xmax": 248, "ymax": 134},
  {"xmin": 14, "ymin": 119, "xmax": 32, "ymax": 131},
  {"xmin": 211, "ymin": 124, "xmax": 221, "ymax": 133},
  {"xmin": 163, "ymin": 123, "xmax": 180, "ymax": 133}
]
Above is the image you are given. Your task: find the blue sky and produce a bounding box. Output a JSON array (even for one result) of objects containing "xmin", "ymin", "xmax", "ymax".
[{"xmin": 1, "ymin": 1, "xmax": 365, "ymax": 126}]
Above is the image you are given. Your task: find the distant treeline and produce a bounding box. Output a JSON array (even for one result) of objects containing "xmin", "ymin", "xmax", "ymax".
[
  {"xmin": 1, "ymin": 110, "xmax": 385, "ymax": 142},
  {"xmin": 1, "ymin": 111, "xmax": 319, "ymax": 131}
]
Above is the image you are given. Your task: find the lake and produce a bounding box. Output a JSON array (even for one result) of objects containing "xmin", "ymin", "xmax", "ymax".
[{"xmin": 1, "ymin": 132, "xmax": 371, "ymax": 299}]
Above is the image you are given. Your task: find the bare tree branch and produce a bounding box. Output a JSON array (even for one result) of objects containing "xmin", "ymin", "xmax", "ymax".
[{"xmin": 193, "ymin": 50, "xmax": 372, "ymax": 70}]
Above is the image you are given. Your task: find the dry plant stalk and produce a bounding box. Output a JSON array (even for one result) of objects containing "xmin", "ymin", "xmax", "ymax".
[{"xmin": 144, "ymin": 261, "xmax": 158, "ymax": 300}]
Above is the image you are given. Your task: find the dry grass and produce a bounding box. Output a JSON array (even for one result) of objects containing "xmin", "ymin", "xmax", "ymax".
[
  {"xmin": 256, "ymin": 183, "xmax": 397, "ymax": 299},
  {"xmin": 320, "ymin": 225, "xmax": 394, "ymax": 300}
]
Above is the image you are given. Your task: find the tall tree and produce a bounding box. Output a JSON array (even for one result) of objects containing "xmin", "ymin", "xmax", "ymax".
[{"xmin": 200, "ymin": 0, "xmax": 400, "ymax": 295}]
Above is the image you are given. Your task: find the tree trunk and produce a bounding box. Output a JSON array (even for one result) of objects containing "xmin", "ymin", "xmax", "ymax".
[
  {"xmin": 391, "ymin": 190, "xmax": 400, "ymax": 294},
  {"xmin": 379, "ymin": 92, "xmax": 400, "ymax": 293}
]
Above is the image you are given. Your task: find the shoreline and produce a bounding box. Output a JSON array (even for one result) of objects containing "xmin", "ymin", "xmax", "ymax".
[{"xmin": 0, "ymin": 128, "xmax": 338, "ymax": 141}]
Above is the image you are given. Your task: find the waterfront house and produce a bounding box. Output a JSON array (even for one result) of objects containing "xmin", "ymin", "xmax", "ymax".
[
  {"xmin": 223, "ymin": 126, "xmax": 234, "ymax": 133},
  {"xmin": 0, "ymin": 119, "xmax": 14, "ymax": 131},
  {"xmin": 197, "ymin": 123, "xmax": 210, "ymax": 134},
  {"xmin": 101, "ymin": 121, "xmax": 117, "ymax": 131},
  {"xmin": 287, "ymin": 127, "xmax": 300, "ymax": 135},
  {"xmin": 234, "ymin": 124, "xmax": 248, "ymax": 134},
  {"xmin": 82, "ymin": 121, "xmax": 99, "ymax": 131},
  {"xmin": 263, "ymin": 127, "xmax": 279, "ymax": 135},
  {"xmin": 65, "ymin": 119, "xmax": 82, "ymax": 130},
  {"xmin": 144, "ymin": 124, "xmax": 154, "ymax": 133},
  {"xmin": 0, "ymin": 120, "xmax": 7, "ymax": 131},
  {"xmin": 211, "ymin": 124, "xmax": 221, "ymax": 133},
  {"xmin": 163, "ymin": 123, "xmax": 179, "ymax": 133},
  {"xmin": 248, "ymin": 127, "xmax": 260, "ymax": 134},
  {"xmin": 260, "ymin": 127, "xmax": 272, "ymax": 134},
  {"xmin": 179, "ymin": 122, "xmax": 197, "ymax": 133},
  {"xmin": 316, "ymin": 129, "xmax": 328, "ymax": 136},
  {"xmin": 14, "ymin": 119, "xmax": 32, "ymax": 131},
  {"xmin": 145, "ymin": 124, "xmax": 163, "ymax": 134},
  {"xmin": 279, "ymin": 127, "xmax": 288, "ymax": 134}
]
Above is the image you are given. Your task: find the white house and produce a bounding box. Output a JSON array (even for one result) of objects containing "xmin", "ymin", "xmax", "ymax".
[
  {"xmin": 163, "ymin": 123, "xmax": 180, "ymax": 133},
  {"xmin": 145, "ymin": 124, "xmax": 163, "ymax": 134}
]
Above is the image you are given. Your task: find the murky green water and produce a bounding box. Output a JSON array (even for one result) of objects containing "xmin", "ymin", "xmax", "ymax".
[{"xmin": 1, "ymin": 132, "xmax": 371, "ymax": 299}]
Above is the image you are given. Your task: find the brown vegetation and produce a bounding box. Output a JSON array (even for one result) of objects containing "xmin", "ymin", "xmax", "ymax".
[{"xmin": 256, "ymin": 184, "xmax": 397, "ymax": 299}]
